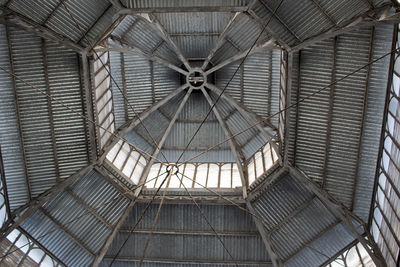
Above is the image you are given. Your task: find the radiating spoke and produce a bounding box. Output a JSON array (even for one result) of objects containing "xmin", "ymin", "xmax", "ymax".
[
  {"xmin": 202, "ymin": 12, "xmax": 240, "ymax": 70},
  {"xmin": 205, "ymin": 38, "xmax": 276, "ymax": 75},
  {"xmin": 141, "ymin": 13, "xmax": 192, "ymax": 71}
]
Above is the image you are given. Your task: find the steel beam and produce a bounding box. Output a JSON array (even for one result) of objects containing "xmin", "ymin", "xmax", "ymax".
[
  {"xmin": 288, "ymin": 165, "xmax": 387, "ymax": 267},
  {"xmin": 205, "ymin": 38, "xmax": 276, "ymax": 75},
  {"xmin": 246, "ymin": 201, "xmax": 283, "ymax": 267},
  {"xmin": 133, "ymin": 88, "xmax": 192, "ymax": 196},
  {"xmin": 205, "ymin": 83, "xmax": 281, "ymax": 163},
  {"xmin": 202, "ymin": 12, "xmax": 240, "ymax": 70},
  {"xmin": 99, "ymin": 84, "xmax": 188, "ymax": 163},
  {"xmin": 289, "ymin": 5, "xmax": 397, "ymax": 52},
  {"xmin": 117, "ymin": 6, "xmax": 249, "ymax": 15},
  {"xmin": 0, "ymin": 8, "xmax": 84, "ymax": 53},
  {"xmin": 201, "ymin": 88, "xmax": 248, "ymax": 197},
  {"xmin": 102, "ymin": 36, "xmax": 188, "ymax": 75},
  {"xmin": 0, "ymin": 165, "xmax": 93, "ymax": 242},
  {"xmin": 144, "ymin": 13, "xmax": 191, "ymax": 70}
]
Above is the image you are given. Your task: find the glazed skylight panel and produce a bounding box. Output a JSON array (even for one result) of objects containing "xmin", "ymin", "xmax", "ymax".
[
  {"xmin": 92, "ymin": 52, "xmax": 115, "ymax": 149},
  {"xmin": 105, "ymin": 140, "xmax": 148, "ymax": 184},
  {"xmin": 247, "ymin": 142, "xmax": 278, "ymax": 186},
  {"xmin": 145, "ymin": 162, "xmax": 242, "ymax": 189}
]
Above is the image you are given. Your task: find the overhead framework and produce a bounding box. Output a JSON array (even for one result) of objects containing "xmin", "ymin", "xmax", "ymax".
[{"xmin": 0, "ymin": 0, "xmax": 399, "ymax": 266}]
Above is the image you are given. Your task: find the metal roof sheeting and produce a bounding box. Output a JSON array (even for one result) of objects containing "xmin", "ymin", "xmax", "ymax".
[
  {"xmin": 21, "ymin": 168, "xmax": 130, "ymax": 266},
  {"xmin": 103, "ymin": 203, "xmax": 270, "ymax": 265},
  {"xmin": 8, "ymin": 28, "xmax": 57, "ymax": 198},
  {"xmin": 352, "ymin": 24, "xmax": 393, "ymax": 221},
  {"xmin": 289, "ymin": 25, "xmax": 393, "ymax": 213},
  {"xmin": 45, "ymin": 41, "xmax": 89, "ymax": 180},
  {"xmin": 286, "ymin": 223, "xmax": 354, "ymax": 267},
  {"xmin": 252, "ymin": 173, "xmax": 352, "ymax": 263},
  {"xmin": 21, "ymin": 209, "xmax": 94, "ymax": 266},
  {"xmin": 0, "ymin": 24, "xmax": 30, "ymax": 210},
  {"xmin": 121, "ymin": 0, "xmax": 250, "ymax": 8}
]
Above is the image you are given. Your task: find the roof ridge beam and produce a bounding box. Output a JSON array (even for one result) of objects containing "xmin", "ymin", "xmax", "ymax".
[
  {"xmin": 142, "ymin": 13, "xmax": 191, "ymax": 70},
  {"xmin": 204, "ymin": 38, "xmax": 276, "ymax": 74},
  {"xmin": 202, "ymin": 12, "xmax": 240, "ymax": 70}
]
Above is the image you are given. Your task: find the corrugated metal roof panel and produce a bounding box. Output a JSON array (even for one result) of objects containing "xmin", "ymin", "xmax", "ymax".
[
  {"xmin": 45, "ymin": 0, "xmax": 111, "ymax": 42},
  {"xmin": 271, "ymin": 198, "xmax": 337, "ymax": 259},
  {"xmin": 270, "ymin": 49, "xmax": 281, "ymax": 127},
  {"xmin": 110, "ymin": 51, "xmax": 127, "ymax": 128},
  {"xmin": 21, "ymin": 209, "xmax": 93, "ymax": 266},
  {"xmin": 124, "ymin": 203, "xmax": 258, "ymax": 232},
  {"xmin": 42, "ymin": 190, "xmax": 110, "ymax": 253},
  {"xmin": 45, "ymin": 41, "xmax": 89, "ymax": 179},
  {"xmin": 125, "ymin": 130, "xmax": 155, "ymax": 157},
  {"xmin": 8, "ymin": 28, "xmax": 57, "ymax": 198},
  {"xmin": 295, "ymin": 38, "xmax": 335, "ymax": 185},
  {"xmin": 314, "ymin": 0, "xmax": 369, "ymax": 25},
  {"xmin": 9, "ymin": 0, "xmax": 59, "ymax": 24},
  {"xmin": 81, "ymin": 5, "xmax": 117, "ymax": 47},
  {"xmin": 100, "ymin": 262, "xmax": 271, "ymax": 267},
  {"xmin": 164, "ymin": 121, "xmax": 228, "ymax": 149},
  {"xmin": 215, "ymin": 60, "xmax": 241, "ymax": 101},
  {"xmin": 325, "ymin": 28, "xmax": 372, "ymax": 208},
  {"xmin": 252, "ymin": 174, "xmax": 313, "ymax": 232},
  {"xmin": 69, "ymin": 169, "xmax": 130, "ymax": 226},
  {"xmin": 174, "ymin": 35, "xmax": 217, "ymax": 59},
  {"xmin": 286, "ymin": 223, "xmax": 354, "ymax": 267},
  {"xmin": 123, "ymin": 18, "xmax": 164, "ymax": 54},
  {"xmin": 226, "ymin": 13, "xmax": 270, "ymax": 51},
  {"xmin": 0, "ymin": 24, "xmax": 30, "ymax": 210},
  {"xmin": 353, "ymin": 24, "xmax": 393, "ymax": 220},
  {"xmin": 251, "ymin": 0, "xmax": 296, "ymax": 47},
  {"xmin": 105, "ymin": 203, "xmax": 270, "ymax": 263},
  {"xmin": 156, "ymin": 12, "xmax": 231, "ymax": 34},
  {"xmin": 134, "ymin": 109, "xmax": 171, "ymax": 145},
  {"xmin": 121, "ymin": 0, "xmax": 249, "ymax": 8},
  {"xmin": 153, "ymin": 63, "xmax": 181, "ymax": 102},
  {"xmin": 123, "ymin": 53, "xmax": 153, "ymax": 115}
]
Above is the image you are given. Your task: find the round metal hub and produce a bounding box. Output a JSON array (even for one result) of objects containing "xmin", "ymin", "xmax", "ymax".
[
  {"xmin": 166, "ymin": 164, "xmax": 179, "ymax": 175},
  {"xmin": 187, "ymin": 69, "xmax": 206, "ymax": 89}
]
